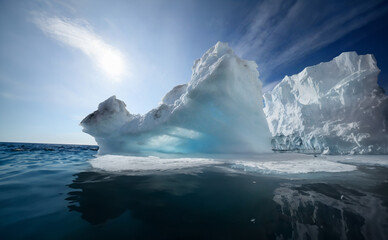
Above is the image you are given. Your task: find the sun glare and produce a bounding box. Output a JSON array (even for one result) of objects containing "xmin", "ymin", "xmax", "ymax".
[{"xmin": 96, "ymin": 46, "xmax": 125, "ymax": 80}]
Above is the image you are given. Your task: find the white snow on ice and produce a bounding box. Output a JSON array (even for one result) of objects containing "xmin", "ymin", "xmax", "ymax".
[
  {"xmin": 89, "ymin": 153, "xmax": 387, "ymax": 174},
  {"xmin": 233, "ymin": 159, "xmax": 356, "ymax": 174},
  {"xmin": 232, "ymin": 153, "xmax": 357, "ymax": 174},
  {"xmin": 89, "ymin": 155, "xmax": 219, "ymax": 172}
]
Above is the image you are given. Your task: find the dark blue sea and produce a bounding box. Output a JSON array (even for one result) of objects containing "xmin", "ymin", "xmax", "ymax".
[{"xmin": 0, "ymin": 142, "xmax": 387, "ymax": 240}]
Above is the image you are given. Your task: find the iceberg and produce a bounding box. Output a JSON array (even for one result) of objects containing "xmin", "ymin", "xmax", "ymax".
[
  {"xmin": 264, "ymin": 52, "xmax": 388, "ymax": 154},
  {"xmin": 81, "ymin": 42, "xmax": 271, "ymax": 154}
]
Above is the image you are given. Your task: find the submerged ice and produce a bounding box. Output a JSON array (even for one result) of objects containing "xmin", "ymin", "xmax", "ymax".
[
  {"xmin": 264, "ymin": 52, "xmax": 388, "ymax": 154},
  {"xmin": 81, "ymin": 42, "xmax": 271, "ymax": 154},
  {"xmin": 273, "ymin": 183, "xmax": 388, "ymax": 239}
]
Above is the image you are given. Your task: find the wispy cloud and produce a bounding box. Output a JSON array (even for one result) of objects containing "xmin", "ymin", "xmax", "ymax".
[
  {"xmin": 33, "ymin": 14, "xmax": 126, "ymax": 80},
  {"xmin": 235, "ymin": 0, "xmax": 388, "ymax": 80}
]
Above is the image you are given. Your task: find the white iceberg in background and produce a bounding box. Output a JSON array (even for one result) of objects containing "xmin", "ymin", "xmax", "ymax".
[
  {"xmin": 264, "ymin": 52, "xmax": 388, "ymax": 154},
  {"xmin": 81, "ymin": 42, "xmax": 271, "ymax": 154}
]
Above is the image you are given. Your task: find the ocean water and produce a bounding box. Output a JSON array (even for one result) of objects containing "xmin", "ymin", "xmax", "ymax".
[{"xmin": 0, "ymin": 142, "xmax": 387, "ymax": 240}]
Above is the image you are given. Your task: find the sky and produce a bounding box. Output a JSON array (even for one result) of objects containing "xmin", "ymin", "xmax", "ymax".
[{"xmin": 1, "ymin": 0, "xmax": 388, "ymax": 145}]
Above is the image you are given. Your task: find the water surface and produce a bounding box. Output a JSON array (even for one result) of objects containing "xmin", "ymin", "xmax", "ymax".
[{"xmin": 1, "ymin": 142, "xmax": 387, "ymax": 239}]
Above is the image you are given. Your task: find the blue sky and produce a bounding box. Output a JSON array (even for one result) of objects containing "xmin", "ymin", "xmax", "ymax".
[{"xmin": 1, "ymin": 0, "xmax": 388, "ymax": 145}]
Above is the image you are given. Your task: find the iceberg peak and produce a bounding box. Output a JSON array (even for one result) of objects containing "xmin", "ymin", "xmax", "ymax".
[{"xmin": 81, "ymin": 42, "xmax": 271, "ymax": 154}]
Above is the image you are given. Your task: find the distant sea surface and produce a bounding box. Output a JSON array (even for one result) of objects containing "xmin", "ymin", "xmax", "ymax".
[{"xmin": 0, "ymin": 142, "xmax": 387, "ymax": 240}]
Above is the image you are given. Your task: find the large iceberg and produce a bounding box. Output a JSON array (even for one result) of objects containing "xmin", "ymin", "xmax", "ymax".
[
  {"xmin": 264, "ymin": 52, "xmax": 388, "ymax": 154},
  {"xmin": 81, "ymin": 42, "xmax": 271, "ymax": 154}
]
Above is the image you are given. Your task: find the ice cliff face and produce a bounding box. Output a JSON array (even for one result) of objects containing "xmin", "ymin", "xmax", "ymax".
[
  {"xmin": 81, "ymin": 42, "xmax": 271, "ymax": 154},
  {"xmin": 264, "ymin": 52, "xmax": 388, "ymax": 154}
]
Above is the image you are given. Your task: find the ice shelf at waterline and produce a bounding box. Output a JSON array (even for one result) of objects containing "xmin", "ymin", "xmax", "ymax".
[
  {"xmin": 81, "ymin": 42, "xmax": 272, "ymax": 154},
  {"xmin": 264, "ymin": 52, "xmax": 388, "ymax": 154}
]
